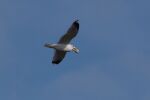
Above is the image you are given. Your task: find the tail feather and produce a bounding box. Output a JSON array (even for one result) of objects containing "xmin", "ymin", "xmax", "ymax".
[{"xmin": 44, "ymin": 43, "xmax": 53, "ymax": 48}]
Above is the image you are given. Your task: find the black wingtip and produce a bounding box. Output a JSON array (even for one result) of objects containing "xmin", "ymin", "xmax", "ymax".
[
  {"xmin": 74, "ymin": 19, "xmax": 79, "ymax": 24},
  {"xmin": 75, "ymin": 19, "xmax": 79, "ymax": 22},
  {"xmin": 73, "ymin": 20, "xmax": 79, "ymax": 30},
  {"xmin": 52, "ymin": 60, "xmax": 61, "ymax": 64}
]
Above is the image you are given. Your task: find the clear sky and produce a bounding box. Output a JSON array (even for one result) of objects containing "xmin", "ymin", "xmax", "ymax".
[{"xmin": 0, "ymin": 0, "xmax": 150, "ymax": 100}]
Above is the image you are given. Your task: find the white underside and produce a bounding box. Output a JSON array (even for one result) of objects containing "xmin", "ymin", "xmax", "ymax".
[
  {"xmin": 45, "ymin": 43, "xmax": 73, "ymax": 51},
  {"xmin": 45, "ymin": 43, "xmax": 79, "ymax": 53},
  {"xmin": 53, "ymin": 44, "xmax": 74, "ymax": 51}
]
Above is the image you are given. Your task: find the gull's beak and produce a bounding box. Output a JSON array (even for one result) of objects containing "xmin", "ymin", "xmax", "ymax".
[{"xmin": 72, "ymin": 48, "xmax": 79, "ymax": 54}]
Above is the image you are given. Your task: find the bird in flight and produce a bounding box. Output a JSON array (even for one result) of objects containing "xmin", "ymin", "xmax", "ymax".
[{"xmin": 44, "ymin": 20, "xmax": 79, "ymax": 64}]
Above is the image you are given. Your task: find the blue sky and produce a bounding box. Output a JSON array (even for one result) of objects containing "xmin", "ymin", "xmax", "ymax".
[{"xmin": 0, "ymin": 0, "xmax": 150, "ymax": 100}]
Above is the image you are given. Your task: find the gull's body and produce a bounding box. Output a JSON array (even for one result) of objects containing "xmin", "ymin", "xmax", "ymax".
[
  {"xmin": 44, "ymin": 20, "xmax": 79, "ymax": 64},
  {"xmin": 45, "ymin": 43, "xmax": 79, "ymax": 52}
]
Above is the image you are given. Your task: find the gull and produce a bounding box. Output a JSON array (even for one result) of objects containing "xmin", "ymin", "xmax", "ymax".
[{"xmin": 44, "ymin": 20, "xmax": 79, "ymax": 64}]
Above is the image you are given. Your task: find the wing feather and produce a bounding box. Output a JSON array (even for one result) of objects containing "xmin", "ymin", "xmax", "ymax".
[
  {"xmin": 52, "ymin": 50, "xmax": 66, "ymax": 64},
  {"xmin": 58, "ymin": 20, "xmax": 79, "ymax": 44}
]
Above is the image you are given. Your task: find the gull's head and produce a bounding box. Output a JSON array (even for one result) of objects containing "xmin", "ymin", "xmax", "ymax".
[{"xmin": 72, "ymin": 47, "xmax": 79, "ymax": 54}]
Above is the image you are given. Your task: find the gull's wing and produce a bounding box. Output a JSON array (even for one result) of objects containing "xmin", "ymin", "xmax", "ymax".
[
  {"xmin": 58, "ymin": 20, "xmax": 79, "ymax": 44},
  {"xmin": 52, "ymin": 50, "xmax": 67, "ymax": 64}
]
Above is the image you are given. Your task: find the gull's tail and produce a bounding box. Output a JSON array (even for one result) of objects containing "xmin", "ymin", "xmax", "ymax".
[{"xmin": 44, "ymin": 43, "xmax": 53, "ymax": 48}]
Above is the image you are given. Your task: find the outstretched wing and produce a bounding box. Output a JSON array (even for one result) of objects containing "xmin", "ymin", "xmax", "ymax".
[
  {"xmin": 58, "ymin": 20, "xmax": 79, "ymax": 44},
  {"xmin": 52, "ymin": 50, "xmax": 67, "ymax": 64}
]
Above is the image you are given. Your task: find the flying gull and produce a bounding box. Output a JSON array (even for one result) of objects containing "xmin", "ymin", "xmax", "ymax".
[{"xmin": 44, "ymin": 20, "xmax": 79, "ymax": 64}]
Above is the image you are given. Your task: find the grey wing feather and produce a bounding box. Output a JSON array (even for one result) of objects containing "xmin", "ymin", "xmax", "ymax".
[
  {"xmin": 52, "ymin": 50, "xmax": 66, "ymax": 64},
  {"xmin": 58, "ymin": 20, "xmax": 79, "ymax": 44}
]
